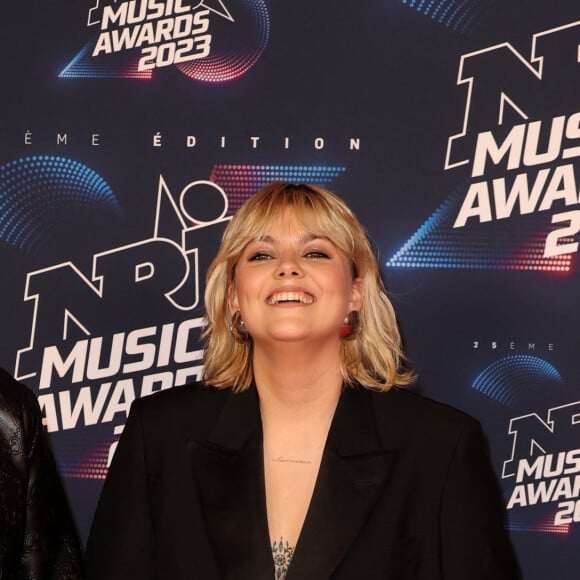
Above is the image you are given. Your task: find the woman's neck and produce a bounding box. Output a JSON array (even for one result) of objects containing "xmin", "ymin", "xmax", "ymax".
[
  {"xmin": 252, "ymin": 341, "xmax": 343, "ymax": 436},
  {"xmin": 254, "ymin": 342, "xmax": 342, "ymax": 401}
]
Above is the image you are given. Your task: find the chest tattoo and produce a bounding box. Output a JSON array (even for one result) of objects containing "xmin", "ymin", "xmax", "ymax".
[{"xmin": 271, "ymin": 536, "xmax": 295, "ymax": 579}]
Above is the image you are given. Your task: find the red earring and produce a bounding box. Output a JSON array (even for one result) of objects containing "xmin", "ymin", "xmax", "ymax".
[{"xmin": 340, "ymin": 311, "xmax": 360, "ymax": 339}]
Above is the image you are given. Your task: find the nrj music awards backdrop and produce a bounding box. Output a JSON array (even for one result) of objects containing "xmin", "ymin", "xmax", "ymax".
[{"xmin": 1, "ymin": 1, "xmax": 580, "ymax": 577}]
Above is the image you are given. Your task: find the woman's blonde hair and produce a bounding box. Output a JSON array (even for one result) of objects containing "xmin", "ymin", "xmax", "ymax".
[{"xmin": 202, "ymin": 182, "xmax": 415, "ymax": 391}]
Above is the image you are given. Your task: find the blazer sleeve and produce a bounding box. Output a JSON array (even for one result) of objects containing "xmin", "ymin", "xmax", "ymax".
[
  {"xmin": 440, "ymin": 418, "xmax": 521, "ymax": 580},
  {"xmin": 85, "ymin": 398, "xmax": 155, "ymax": 580}
]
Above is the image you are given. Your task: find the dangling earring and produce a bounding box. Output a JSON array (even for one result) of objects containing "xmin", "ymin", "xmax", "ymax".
[
  {"xmin": 229, "ymin": 311, "xmax": 249, "ymax": 342},
  {"xmin": 340, "ymin": 311, "xmax": 360, "ymax": 340}
]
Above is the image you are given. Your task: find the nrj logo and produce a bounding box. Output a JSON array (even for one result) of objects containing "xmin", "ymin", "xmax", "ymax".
[
  {"xmin": 60, "ymin": 0, "xmax": 270, "ymax": 81},
  {"xmin": 388, "ymin": 21, "xmax": 580, "ymax": 272},
  {"xmin": 446, "ymin": 20, "xmax": 580, "ymax": 259},
  {"xmin": 90, "ymin": 0, "xmax": 217, "ymax": 71},
  {"xmin": 15, "ymin": 177, "xmax": 232, "ymax": 440},
  {"xmin": 502, "ymin": 400, "xmax": 580, "ymax": 530}
]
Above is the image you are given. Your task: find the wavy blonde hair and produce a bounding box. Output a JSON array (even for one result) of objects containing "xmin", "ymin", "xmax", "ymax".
[{"xmin": 202, "ymin": 182, "xmax": 415, "ymax": 391}]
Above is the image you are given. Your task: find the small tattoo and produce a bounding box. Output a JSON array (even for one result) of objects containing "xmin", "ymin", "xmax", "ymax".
[
  {"xmin": 272, "ymin": 536, "xmax": 295, "ymax": 579},
  {"xmin": 272, "ymin": 456, "xmax": 311, "ymax": 464}
]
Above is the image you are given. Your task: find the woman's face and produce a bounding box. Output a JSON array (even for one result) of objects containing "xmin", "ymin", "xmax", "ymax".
[{"xmin": 229, "ymin": 209, "xmax": 363, "ymax": 346}]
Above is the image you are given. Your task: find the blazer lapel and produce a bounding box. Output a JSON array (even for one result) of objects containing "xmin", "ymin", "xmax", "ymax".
[
  {"xmin": 189, "ymin": 386, "xmax": 275, "ymax": 580},
  {"xmin": 287, "ymin": 387, "xmax": 399, "ymax": 580}
]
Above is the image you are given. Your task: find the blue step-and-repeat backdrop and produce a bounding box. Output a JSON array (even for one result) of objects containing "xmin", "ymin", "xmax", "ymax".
[{"xmin": 1, "ymin": 1, "xmax": 580, "ymax": 577}]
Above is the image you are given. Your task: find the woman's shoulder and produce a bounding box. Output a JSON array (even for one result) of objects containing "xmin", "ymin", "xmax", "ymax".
[
  {"xmin": 135, "ymin": 381, "xmax": 229, "ymax": 410},
  {"xmin": 370, "ymin": 386, "xmax": 481, "ymax": 434},
  {"xmin": 129, "ymin": 382, "xmax": 233, "ymax": 429},
  {"xmin": 125, "ymin": 383, "xmax": 250, "ymax": 450},
  {"xmin": 364, "ymin": 387, "xmax": 487, "ymax": 457}
]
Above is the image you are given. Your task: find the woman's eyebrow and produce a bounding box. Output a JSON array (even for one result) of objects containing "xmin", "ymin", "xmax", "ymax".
[
  {"xmin": 255, "ymin": 235, "xmax": 276, "ymax": 244},
  {"xmin": 254, "ymin": 233, "xmax": 330, "ymax": 244}
]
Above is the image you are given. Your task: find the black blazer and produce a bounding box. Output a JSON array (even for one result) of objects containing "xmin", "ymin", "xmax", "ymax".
[
  {"xmin": 85, "ymin": 383, "xmax": 520, "ymax": 579},
  {"xmin": 0, "ymin": 368, "xmax": 83, "ymax": 580}
]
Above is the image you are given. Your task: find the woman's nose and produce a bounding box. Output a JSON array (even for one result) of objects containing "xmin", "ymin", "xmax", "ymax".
[{"xmin": 275, "ymin": 255, "xmax": 304, "ymax": 277}]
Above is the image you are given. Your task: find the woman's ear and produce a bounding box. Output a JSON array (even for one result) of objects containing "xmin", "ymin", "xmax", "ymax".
[
  {"xmin": 228, "ymin": 284, "xmax": 240, "ymax": 316},
  {"xmin": 350, "ymin": 277, "xmax": 364, "ymax": 312}
]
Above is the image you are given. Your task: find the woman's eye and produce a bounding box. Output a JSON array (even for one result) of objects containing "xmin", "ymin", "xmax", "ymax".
[
  {"xmin": 305, "ymin": 250, "xmax": 330, "ymax": 259},
  {"xmin": 248, "ymin": 252, "xmax": 272, "ymax": 261}
]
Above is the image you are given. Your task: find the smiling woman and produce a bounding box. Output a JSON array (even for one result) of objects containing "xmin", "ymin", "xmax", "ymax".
[
  {"xmin": 85, "ymin": 182, "xmax": 521, "ymax": 580},
  {"xmin": 203, "ymin": 182, "xmax": 413, "ymax": 393},
  {"xmin": 228, "ymin": 210, "xmax": 362, "ymax": 374}
]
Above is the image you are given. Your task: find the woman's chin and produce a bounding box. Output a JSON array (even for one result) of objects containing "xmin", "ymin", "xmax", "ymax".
[{"xmin": 256, "ymin": 326, "xmax": 339, "ymax": 345}]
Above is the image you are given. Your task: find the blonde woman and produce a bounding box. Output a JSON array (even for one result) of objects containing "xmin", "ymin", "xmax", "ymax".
[{"xmin": 86, "ymin": 183, "xmax": 519, "ymax": 579}]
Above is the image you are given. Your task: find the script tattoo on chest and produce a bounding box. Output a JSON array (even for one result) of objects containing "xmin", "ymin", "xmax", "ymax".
[
  {"xmin": 272, "ymin": 456, "xmax": 312, "ymax": 464},
  {"xmin": 272, "ymin": 536, "xmax": 295, "ymax": 579}
]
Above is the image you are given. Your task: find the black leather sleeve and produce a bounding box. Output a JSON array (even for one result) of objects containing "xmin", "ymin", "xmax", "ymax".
[{"xmin": 0, "ymin": 367, "xmax": 84, "ymax": 580}]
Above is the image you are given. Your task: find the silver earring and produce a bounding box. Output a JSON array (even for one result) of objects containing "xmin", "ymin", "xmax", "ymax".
[{"xmin": 229, "ymin": 311, "xmax": 249, "ymax": 342}]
